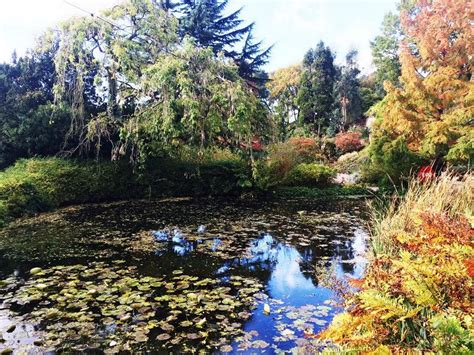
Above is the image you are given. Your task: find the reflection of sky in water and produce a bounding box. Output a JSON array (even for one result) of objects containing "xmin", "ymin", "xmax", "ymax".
[
  {"xmin": 152, "ymin": 219, "xmax": 368, "ymax": 351},
  {"xmin": 334, "ymin": 227, "xmax": 368, "ymax": 279},
  {"xmin": 269, "ymin": 246, "xmax": 321, "ymax": 301},
  {"xmin": 230, "ymin": 226, "xmax": 368, "ymax": 351}
]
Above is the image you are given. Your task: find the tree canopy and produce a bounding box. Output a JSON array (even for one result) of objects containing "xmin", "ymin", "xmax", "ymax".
[
  {"xmin": 371, "ymin": 0, "xmax": 473, "ymax": 164},
  {"xmin": 297, "ymin": 41, "xmax": 337, "ymax": 135}
]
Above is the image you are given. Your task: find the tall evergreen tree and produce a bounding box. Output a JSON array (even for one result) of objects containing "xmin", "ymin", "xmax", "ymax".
[
  {"xmin": 177, "ymin": 0, "xmax": 271, "ymax": 86},
  {"xmin": 297, "ymin": 41, "xmax": 336, "ymax": 135},
  {"xmin": 0, "ymin": 50, "xmax": 70, "ymax": 168},
  {"xmin": 177, "ymin": 0, "xmax": 252, "ymax": 55},
  {"xmin": 236, "ymin": 27, "xmax": 272, "ymax": 85},
  {"xmin": 334, "ymin": 50, "xmax": 362, "ymax": 131},
  {"xmin": 370, "ymin": 12, "xmax": 402, "ymax": 95}
]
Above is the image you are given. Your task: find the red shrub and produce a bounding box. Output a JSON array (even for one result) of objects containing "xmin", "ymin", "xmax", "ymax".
[
  {"xmin": 334, "ymin": 132, "xmax": 363, "ymax": 153},
  {"xmin": 288, "ymin": 137, "xmax": 317, "ymax": 153},
  {"xmin": 287, "ymin": 137, "xmax": 325, "ymax": 162}
]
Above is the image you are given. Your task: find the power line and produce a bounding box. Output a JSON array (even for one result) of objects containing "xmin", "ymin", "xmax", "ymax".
[{"xmin": 63, "ymin": 0, "xmax": 123, "ymax": 30}]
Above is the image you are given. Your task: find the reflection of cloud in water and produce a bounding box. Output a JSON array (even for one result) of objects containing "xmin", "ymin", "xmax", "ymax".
[
  {"xmin": 351, "ymin": 228, "xmax": 368, "ymax": 278},
  {"xmin": 269, "ymin": 246, "xmax": 316, "ymax": 298},
  {"xmin": 334, "ymin": 227, "xmax": 368, "ymax": 279}
]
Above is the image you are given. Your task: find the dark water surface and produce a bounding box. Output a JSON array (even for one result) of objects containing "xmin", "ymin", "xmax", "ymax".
[{"xmin": 0, "ymin": 198, "xmax": 369, "ymax": 353}]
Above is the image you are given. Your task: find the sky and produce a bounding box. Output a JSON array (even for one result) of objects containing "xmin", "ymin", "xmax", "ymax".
[{"xmin": 0, "ymin": 0, "xmax": 397, "ymax": 73}]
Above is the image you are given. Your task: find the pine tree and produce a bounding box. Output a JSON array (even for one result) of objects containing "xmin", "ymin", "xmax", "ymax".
[
  {"xmin": 334, "ymin": 50, "xmax": 362, "ymax": 131},
  {"xmin": 177, "ymin": 0, "xmax": 252, "ymax": 55},
  {"xmin": 297, "ymin": 41, "xmax": 337, "ymax": 135},
  {"xmin": 370, "ymin": 11, "xmax": 402, "ymax": 95},
  {"xmin": 177, "ymin": 0, "xmax": 271, "ymax": 86},
  {"xmin": 237, "ymin": 27, "xmax": 272, "ymax": 85}
]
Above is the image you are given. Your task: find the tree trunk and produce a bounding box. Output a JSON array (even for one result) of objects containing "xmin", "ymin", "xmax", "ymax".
[{"xmin": 107, "ymin": 69, "xmax": 119, "ymax": 120}]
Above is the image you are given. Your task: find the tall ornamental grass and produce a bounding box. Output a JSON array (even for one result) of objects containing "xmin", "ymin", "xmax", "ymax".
[{"xmin": 321, "ymin": 172, "xmax": 474, "ymax": 353}]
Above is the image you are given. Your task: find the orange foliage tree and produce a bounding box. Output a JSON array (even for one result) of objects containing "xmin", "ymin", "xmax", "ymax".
[{"xmin": 371, "ymin": 0, "xmax": 473, "ymax": 163}]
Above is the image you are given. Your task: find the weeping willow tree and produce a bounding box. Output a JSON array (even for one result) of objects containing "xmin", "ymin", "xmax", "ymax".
[
  {"xmin": 122, "ymin": 40, "xmax": 269, "ymax": 164},
  {"xmin": 37, "ymin": 0, "xmax": 268, "ymax": 165},
  {"xmin": 38, "ymin": 0, "xmax": 179, "ymax": 156}
]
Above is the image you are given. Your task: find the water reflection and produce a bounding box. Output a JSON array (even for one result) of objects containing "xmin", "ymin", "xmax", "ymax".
[
  {"xmin": 0, "ymin": 198, "xmax": 370, "ymax": 352},
  {"xmin": 148, "ymin": 226, "xmax": 368, "ymax": 352}
]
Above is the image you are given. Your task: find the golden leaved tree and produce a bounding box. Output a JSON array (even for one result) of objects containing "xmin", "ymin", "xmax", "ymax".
[{"xmin": 372, "ymin": 0, "xmax": 473, "ymax": 163}]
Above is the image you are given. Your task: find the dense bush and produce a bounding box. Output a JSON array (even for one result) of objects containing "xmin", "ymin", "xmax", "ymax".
[
  {"xmin": 0, "ymin": 158, "xmax": 140, "ymax": 226},
  {"xmin": 362, "ymin": 136, "xmax": 423, "ymax": 185},
  {"xmin": 335, "ymin": 131, "xmax": 364, "ymax": 153},
  {"xmin": 321, "ymin": 173, "xmax": 474, "ymax": 352},
  {"xmin": 284, "ymin": 163, "xmax": 336, "ymax": 187},
  {"xmin": 254, "ymin": 138, "xmax": 330, "ymax": 190},
  {"xmin": 287, "ymin": 137, "xmax": 326, "ymax": 162}
]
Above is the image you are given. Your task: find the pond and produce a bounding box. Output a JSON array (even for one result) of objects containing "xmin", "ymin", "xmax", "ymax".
[{"xmin": 0, "ymin": 198, "xmax": 369, "ymax": 353}]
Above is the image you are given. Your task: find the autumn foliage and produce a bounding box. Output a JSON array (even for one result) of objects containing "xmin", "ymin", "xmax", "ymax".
[
  {"xmin": 370, "ymin": 0, "xmax": 473, "ymax": 168},
  {"xmin": 321, "ymin": 173, "xmax": 474, "ymax": 352},
  {"xmin": 334, "ymin": 132, "xmax": 364, "ymax": 153}
]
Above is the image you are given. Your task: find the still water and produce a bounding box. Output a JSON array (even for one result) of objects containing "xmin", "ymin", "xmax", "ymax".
[{"xmin": 0, "ymin": 198, "xmax": 369, "ymax": 353}]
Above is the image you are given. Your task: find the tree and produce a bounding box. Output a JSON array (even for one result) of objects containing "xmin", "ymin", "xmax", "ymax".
[
  {"xmin": 40, "ymin": 0, "xmax": 179, "ymax": 155},
  {"xmin": 120, "ymin": 41, "xmax": 269, "ymax": 163},
  {"xmin": 177, "ymin": 0, "xmax": 251, "ymax": 55},
  {"xmin": 370, "ymin": 11, "xmax": 402, "ymax": 95},
  {"xmin": 267, "ymin": 64, "xmax": 301, "ymax": 140},
  {"xmin": 177, "ymin": 0, "xmax": 271, "ymax": 86},
  {"xmin": 236, "ymin": 27, "xmax": 272, "ymax": 86},
  {"xmin": 359, "ymin": 74, "xmax": 383, "ymax": 114},
  {"xmin": 297, "ymin": 41, "xmax": 337, "ymax": 135},
  {"xmin": 333, "ymin": 50, "xmax": 362, "ymax": 131},
  {"xmin": 0, "ymin": 50, "xmax": 70, "ymax": 168},
  {"xmin": 370, "ymin": 0, "xmax": 473, "ymax": 168}
]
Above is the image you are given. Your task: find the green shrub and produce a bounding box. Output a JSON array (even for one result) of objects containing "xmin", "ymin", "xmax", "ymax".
[
  {"xmin": 362, "ymin": 136, "xmax": 423, "ymax": 185},
  {"xmin": 0, "ymin": 158, "xmax": 141, "ymax": 226},
  {"xmin": 285, "ymin": 163, "xmax": 336, "ymax": 187},
  {"xmin": 254, "ymin": 138, "xmax": 330, "ymax": 190}
]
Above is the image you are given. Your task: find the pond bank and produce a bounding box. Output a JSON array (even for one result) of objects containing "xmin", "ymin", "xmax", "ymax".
[{"xmin": 0, "ymin": 157, "xmax": 380, "ymax": 227}]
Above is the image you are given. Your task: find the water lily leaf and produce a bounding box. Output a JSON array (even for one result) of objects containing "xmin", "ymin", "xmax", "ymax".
[
  {"xmin": 180, "ymin": 320, "xmax": 193, "ymax": 327},
  {"xmin": 30, "ymin": 267, "xmax": 43, "ymax": 275},
  {"xmin": 220, "ymin": 345, "xmax": 233, "ymax": 352},
  {"xmin": 186, "ymin": 333, "xmax": 201, "ymax": 340},
  {"xmin": 252, "ymin": 340, "xmax": 269, "ymax": 349},
  {"xmin": 160, "ymin": 322, "xmax": 175, "ymax": 332},
  {"xmin": 134, "ymin": 332, "xmax": 148, "ymax": 343},
  {"xmin": 263, "ymin": 303, "xmax": 271, "ymax": 315}
]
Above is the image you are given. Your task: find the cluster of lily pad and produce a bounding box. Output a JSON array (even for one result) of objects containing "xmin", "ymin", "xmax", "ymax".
[{"xmin": 0, "ymin": 261, "xmax": 264, "ymax": 352}]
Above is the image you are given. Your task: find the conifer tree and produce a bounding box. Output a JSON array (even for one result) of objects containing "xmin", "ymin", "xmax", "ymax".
[
  {"xmin": 236, "ymin": 27, "xmax": 272, "ymax": 85},
  {"xmin": 177, "ymin": 0, "xmax": 252, "ymax": 55},
  {"xmin": 370, "ymin": 12, "xmax": 402, "ymax": 95},
  {"xmin": 177, "ymin": 0, "xmax": 271, "ymax": 85},
  {"xmin": 334, "ymin": 50, "xmax": 362, "ymax": 130},
  {"xmin": 372, "ymin": 0, "xmax": 473, "ymax": 165},
  {"xmin": 297, "ymin": 41, "xmax": 337, "ymax": 135}
]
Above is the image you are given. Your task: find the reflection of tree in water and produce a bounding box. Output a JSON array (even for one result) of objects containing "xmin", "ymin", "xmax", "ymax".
[{"xmin": 1, "ymin": 196, "xmax": 369, "ymax": 286}]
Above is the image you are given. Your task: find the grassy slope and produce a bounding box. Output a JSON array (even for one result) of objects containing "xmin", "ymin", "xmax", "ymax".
[{"xmin": 0, "ymin": 157, "xmax": 247, "ymax": 226}]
